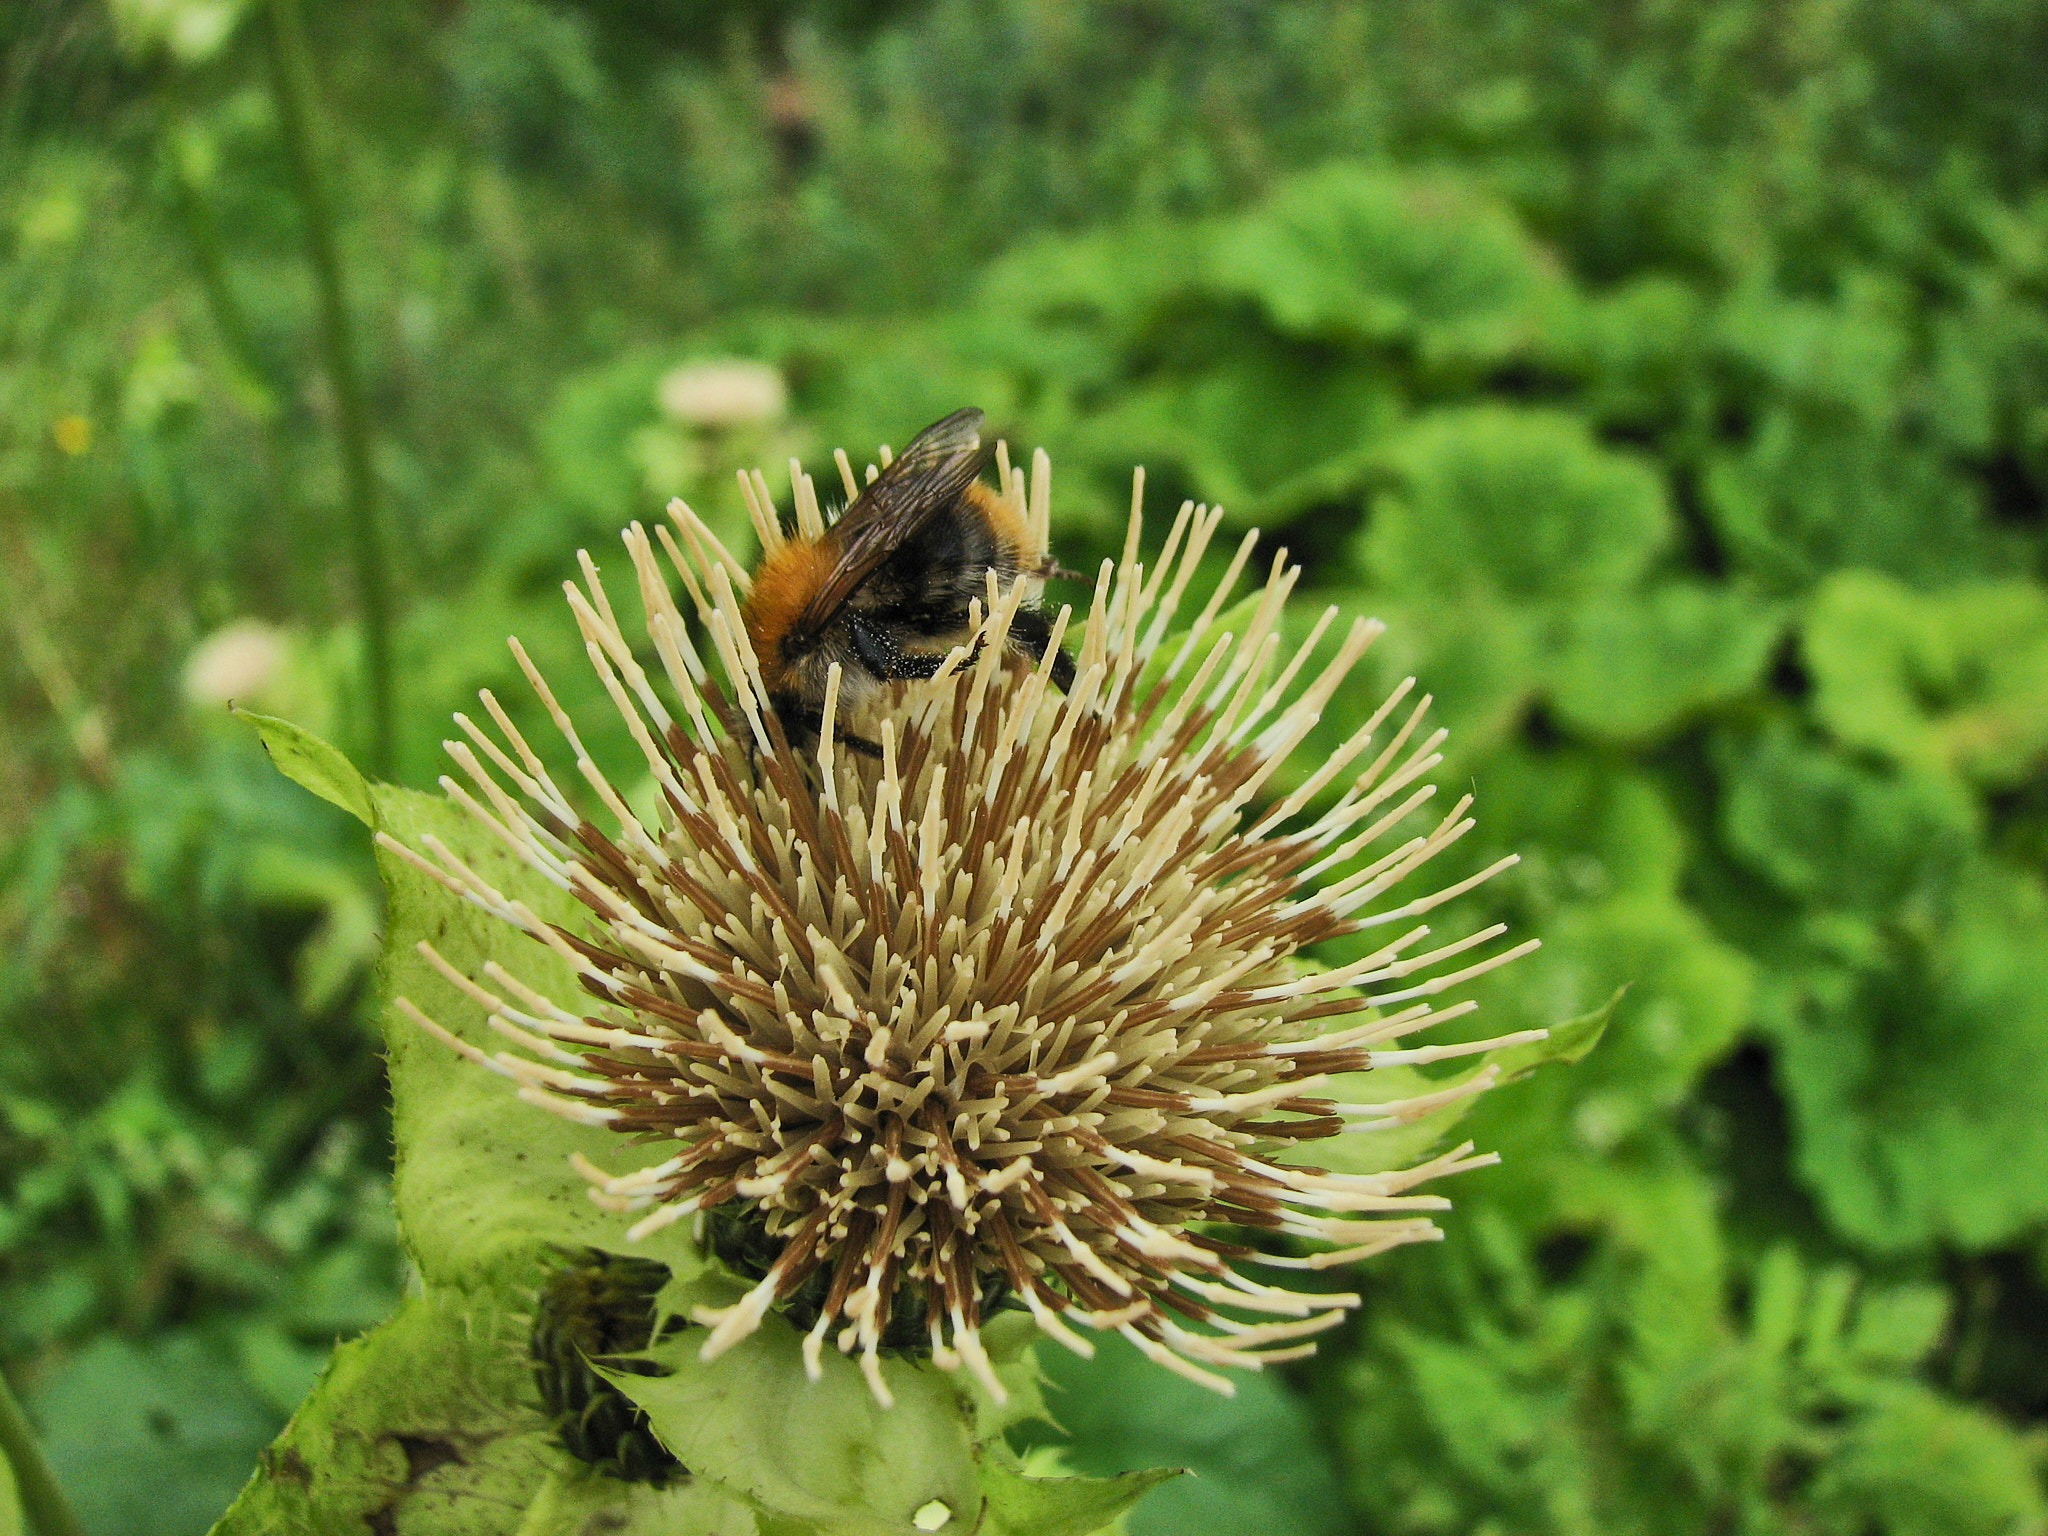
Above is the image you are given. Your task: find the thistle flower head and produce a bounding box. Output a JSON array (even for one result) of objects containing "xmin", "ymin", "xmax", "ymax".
[{"xmin": 389, "ymin": 439, "xmax": 1538, "ymax": 1407}]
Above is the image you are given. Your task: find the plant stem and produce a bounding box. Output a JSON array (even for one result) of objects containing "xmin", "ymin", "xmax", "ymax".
[
  {"xmin": 260, "ymin": 0, "xmax": 396, "ymax": 777},
  {"xmin": 0, "ymin": 1365, "xmax": 84, "ymax": 1536},
  {"xmin": 171, "ymin": 134, "xmax": 287, "ymax": 413}
]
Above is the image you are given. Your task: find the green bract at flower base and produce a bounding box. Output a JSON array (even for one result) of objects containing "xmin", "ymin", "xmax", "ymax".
[{"xmin": 219, "ymin": 439, "xmax": 1601, "ymax": 1534}]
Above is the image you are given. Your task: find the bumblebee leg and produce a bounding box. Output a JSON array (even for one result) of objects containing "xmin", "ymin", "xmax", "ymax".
[
  {"xmin": 1006, "ymin": 608, "xmax": 1077, "ymax": 692},
  {"xmin": 772, "ymin": 692, "xmax": 883, "ymax": 757},
  {"xmin": 848, "ymin": 613, "xmax": 948, "ymax": 681},
  {"xmin": 837, "ymin": 731, "xmax": 885, "ymax": 758},
  {"xmin": 767, "ymin": 692, "xmax": 818, "ymax": 748}
]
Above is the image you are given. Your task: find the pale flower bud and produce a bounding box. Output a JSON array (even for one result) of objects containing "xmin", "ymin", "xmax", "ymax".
[
  {"xmin": 657, "ymin": 359, "xmax": 787, "ymax": 429},
  {"xmin": 184, "ymin": 619, "xmax": 287, "ymax": 708}
]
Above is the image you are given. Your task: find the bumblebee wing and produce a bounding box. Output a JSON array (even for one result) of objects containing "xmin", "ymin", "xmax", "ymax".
[{"xmin": 787, "ymin": 407, "xmax": 988, "ymax": 646}]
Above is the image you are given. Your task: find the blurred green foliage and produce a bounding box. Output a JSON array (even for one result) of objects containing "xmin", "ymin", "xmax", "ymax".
[{"xmin": 4, "ymin": 0, "xmax": 2048, "ymax": 1531}]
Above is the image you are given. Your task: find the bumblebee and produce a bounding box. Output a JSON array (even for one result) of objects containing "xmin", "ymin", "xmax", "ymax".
[{"xmin": 740, "ymin": 407, "xmax": 1077, "ymax": 752}]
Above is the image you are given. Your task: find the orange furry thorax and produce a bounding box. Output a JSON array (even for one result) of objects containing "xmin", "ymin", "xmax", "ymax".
[
  {"xmin": 741, "ymin": 537, "xmax": 835, "ymax": 691},
  {"xmin": 967, "ymin": 480, "xmax": 1035, "ymax": 562}
]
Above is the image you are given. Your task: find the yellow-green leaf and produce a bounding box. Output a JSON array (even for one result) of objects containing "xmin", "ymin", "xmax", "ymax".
[
  {"xmin": 1313, "ymin": 989, "xmax": 1620, "ymax": 1178},
  {"xmin": 234, "ymin": 708, "xmax": 376, "ymax": 827}
]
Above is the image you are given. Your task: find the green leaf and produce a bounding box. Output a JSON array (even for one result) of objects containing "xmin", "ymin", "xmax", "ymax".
[
  {"xmin": 1075, "ymin": 343, "xmax": 1398, "ymax": 519},
  {"xmin": 1703, "ymin": 413, "xmax": 2010, "ymax": 589},
  {"xmin": 212, "ymin": 1286, "xmax": 762, "ymax": 1536},
  {"xmin": 1492, "ymin": 990, "xmax": 1616, "ymax": 1075},
  {"xmin": 1469, "ymin": 899, "xmax": 1753, "ymax": 1163},
  {"xmin": 609, "ymin": 1314, "xmax": 1156, "ymax": 1536},
  {"xmin": 1714, "ymin": 282, "xmax": 1911, "ymax": 427},
  {"xmin": 974, "ymin": 223, "xmax": 1198, "ymax": 361},
  {"xmin": 1338, "ymin": 1158, "xmax": 2045, "ymax": 1536},
  {"xmin": 234, "ymin": 708, "xmax": 375, "ymax": 827},
  {"xmin": 107, "ymin": 0, "xmax": 247, "ymax": 64},
  {"xmin": 1547, "ymin": 582, "xmax": 1785, "ymax": 743},
  {"xmin": 1377, "ymin": 1321, "xmax": 1553, "ymax": 1502},
  {"xmin": 1360, "ymin": 406, "xmax": 1671, "ymax": 608},
  {"xmin": 1577, "ymin": 275, "xmax": 1708, "ymax": 427},
  {"xmin": 509, "ymin": 1469, "xmax": 762, "ymax": 1536},
  {"xmin": 1804, "ymin": 570, "xmax": 2048, "ymax": 787},
  {"xmin": 0, "ymin": 1438, "xmax": 21, "ymax": 1536},
  {"xmin": 540, "ymin": 348, "xmax": 671, "ymax": 531},
  {"xmin": 1846, "ymin": 1284, "xmax": 1951, "ymax": 1371},
  {"xmin": 211, "ymin": 1289, "xmax": 547, "ymax": 1536},
  {"xmin": 1027, "ymin": 1331, "xmax": 1343, "ymax": 1536},
  {"xmin": 1313, "ymin": 989, "xmax": 1619, "ymax": 1179},
  {"xmin": 1808, "ymin": 1381, "xmax": 2048, "ymax": 1536},
  {"xmin": 1718, "ymin": 720, "xmax": 1978, "ymax": 913},
  {"xmin": 606, "ymin": 1318, "xmax": 982, "ymax": 1536},
  {"xmin": 368, "ymin": 782, "xmax": 711, "ymax": 1290},
  {"xmin": 33, "ymin": 1331, "xmax": 279, "ymax": 1536},
  {"xmin": 240, "ymin": 841, "xmax": 382, "ymax": 1012},
  {"xmin": 1474, "ymin": 749, "xmax": 1689, "ymax": 903},
  {"xmin": 1323, "ymin": 596, "xmax": 1543, "ymax": 769},
  {"xmin": 978, "ymin": 1457, "xmax": 1177, "ymax": 1536},
  {"xmin": 1766, "ymin": 859, "xmax": 2048, "ymax": 1252},
  {"xmin": 1210, "ymin": 163, "xmax": 1570, "ymax": 369}
]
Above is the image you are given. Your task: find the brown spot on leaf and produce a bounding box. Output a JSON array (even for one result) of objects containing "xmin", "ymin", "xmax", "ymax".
[
  {"xmin": 260, "ymin": 1444, "xmax": 314, "ymax": 1488},
  {"xmin": 390, "ymin": 1432, "xmax": 465, "ymax": 1486}
]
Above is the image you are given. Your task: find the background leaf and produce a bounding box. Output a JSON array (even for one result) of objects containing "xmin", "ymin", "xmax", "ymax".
[
  {"xmin": 1360, "ymin": 408, "xmax": 1671, "ymax": 606},
  {"xmin": 1805, "ymin": 572, "xmax": 2048, "ymax": 787},
  {"xmin": 1547, "ymin": 583, "xmax": 1785, "ymax": 743},
  {"xmin": 1210, "ymin": 163, "xmax": 1571, "ymax": 368},
  {"xmin": 1022, "ymin": 1333, "xmax": 1348, "ymax": 1536},
  {"xmin": 36, "ymin": 1333, "xmax": 277, "ymax": 1536},
  {"xmin": 1764, "ymin": 860, "xmax": 2048, "ymax": 1251}
]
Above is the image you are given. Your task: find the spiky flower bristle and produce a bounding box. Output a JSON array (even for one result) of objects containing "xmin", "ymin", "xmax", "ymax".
[{"xmin": 388, "ymin": 442, "xmax": 1539, "ymax": 1406}]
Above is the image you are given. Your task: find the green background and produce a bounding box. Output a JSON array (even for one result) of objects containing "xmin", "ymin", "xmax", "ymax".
[{"xmin": 4, "ymin": 0, "xmax": 2048, "ymax": 1531}]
